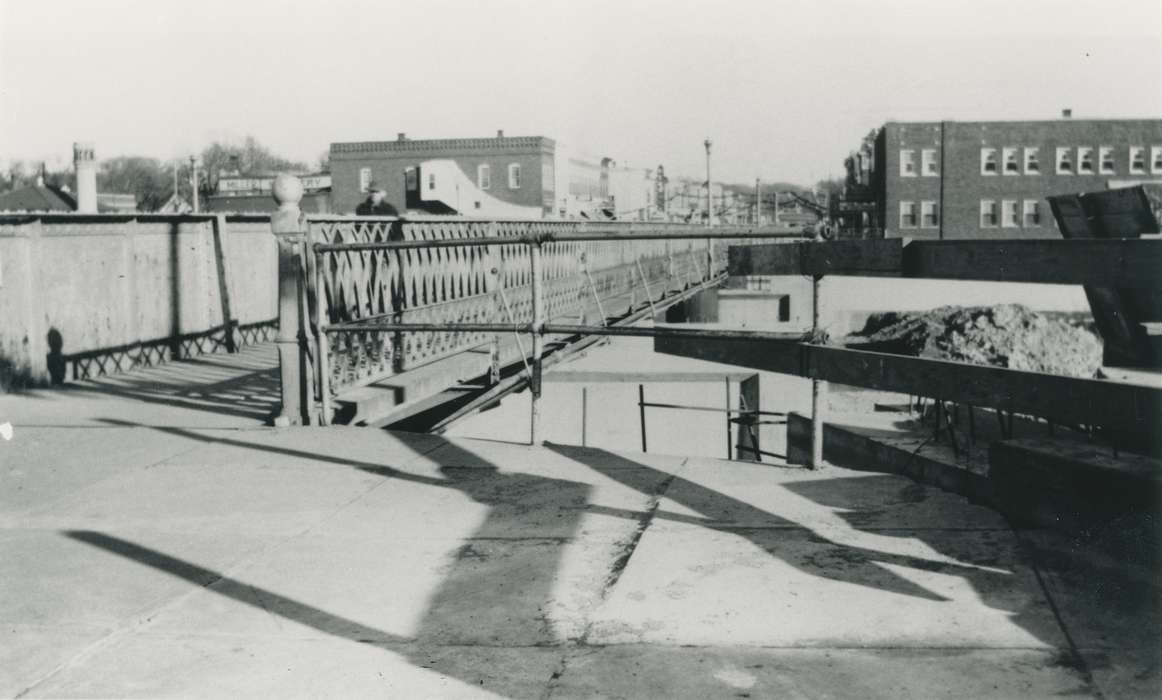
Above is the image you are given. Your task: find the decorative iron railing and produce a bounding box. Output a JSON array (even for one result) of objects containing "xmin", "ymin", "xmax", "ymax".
[{"xmin": 308, "ymin": 217, "xmax": 734, "ymax": 393}]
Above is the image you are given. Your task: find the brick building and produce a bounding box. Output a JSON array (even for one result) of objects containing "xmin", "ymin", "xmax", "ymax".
[
  {"xmin": 847, "ymin": 116, "xmax": 1162, "ymax": 239},
  {"xmin": 330, "ymin": 132, "xmax": 556, "ymax": 217}
]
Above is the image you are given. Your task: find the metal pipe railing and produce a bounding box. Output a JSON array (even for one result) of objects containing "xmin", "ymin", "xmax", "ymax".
[
  {"xmin": 311, "ymin": 225, "xmax": 806, "ymax": 439},
  {"xmin": 313, "ymin": 227, "xmax": 799, "ymax": 252},
  {"xmin": 320, "ymin": 320, "xmax": 805, "ymax": 342}
]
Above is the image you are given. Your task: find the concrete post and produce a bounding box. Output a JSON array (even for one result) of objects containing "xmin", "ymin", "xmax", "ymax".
[{"xmin": 271, "ymin": 174, "xmax": 309, "ymax": 427}]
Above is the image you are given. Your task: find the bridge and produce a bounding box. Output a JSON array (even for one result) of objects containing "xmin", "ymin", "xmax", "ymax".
[{"xmin": 2, "ymin": 177, "xmax": 1160, "ymax": 697}]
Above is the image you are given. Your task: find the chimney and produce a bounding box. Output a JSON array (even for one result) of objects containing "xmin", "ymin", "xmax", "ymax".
[
  {"xmin": 397, "ymin": 132, "xmax": 406, "ymax": 141},
  {"xmin": 73, "ymin": 142, "xmax": 97, "ymax": 213},
  {"xmin": 1062, "ymin": 108, "xmax": 1072, "ymax": 119},
  {"xmin": 497, "ymin": 130, "xmax": 504, "ymax": 138}
]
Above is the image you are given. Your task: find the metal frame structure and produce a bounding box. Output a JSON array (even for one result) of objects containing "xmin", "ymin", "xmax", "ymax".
[{"xmin": 309, "ymin": 226, "xmax": 801, "ymax": 443}]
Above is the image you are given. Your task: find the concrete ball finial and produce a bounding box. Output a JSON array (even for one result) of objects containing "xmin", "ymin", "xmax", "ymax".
[{"xmin": 272, "ymin": 174, "xmax": 304, "ymax": 210}]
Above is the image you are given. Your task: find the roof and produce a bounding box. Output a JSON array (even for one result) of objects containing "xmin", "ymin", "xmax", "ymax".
[
  {"xmin": 332, "ymin": 136, "xmax": 554, "ymax": 155},
  {"xmin": 0, "ymin": 184, "xmax": 76, "ymax": 212}
]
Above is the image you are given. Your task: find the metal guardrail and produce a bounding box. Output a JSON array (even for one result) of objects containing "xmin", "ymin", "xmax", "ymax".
[
  {"xmin": 263, "ymin": 177, "xmax": 800, "ymax": 430},
  {"xmin": 308, "ymin": 219, "xmax": 798, "ymax": 394},
  {"xmin": 308, "ymin": 221, "xmax": 799, "ymax": 439}
]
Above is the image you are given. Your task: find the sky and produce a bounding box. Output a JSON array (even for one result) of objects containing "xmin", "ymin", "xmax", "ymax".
[{"xmin": 2, "ymin": 0, "xmax": 1161, "ymax": 185}]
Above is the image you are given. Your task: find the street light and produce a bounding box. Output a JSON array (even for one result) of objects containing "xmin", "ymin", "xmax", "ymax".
[{"xmin": 703, "ymin": 138, "xmax": 713, "ymax": 226}]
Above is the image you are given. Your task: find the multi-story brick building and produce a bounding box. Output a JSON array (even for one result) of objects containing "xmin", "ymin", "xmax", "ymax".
[
  {"xmin": 330, "ymin": 132, "xmax": 717, "ymax": 221},
  {"xmin": 330, "ymin": 132, "xmax": 558, "ymax": 217},
  {"xmin": 846, "ymin": 116, "xmax": 1162, "ymax": 239}
]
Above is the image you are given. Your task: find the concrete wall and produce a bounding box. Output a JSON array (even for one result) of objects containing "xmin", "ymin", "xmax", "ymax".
[
  {"xmin": 0, "ymin": 216, "xmax": 277, "ymax": 386},
  {"xmin": 713, "ymin": 274, "xmax": 1089, "ymax": 337}
]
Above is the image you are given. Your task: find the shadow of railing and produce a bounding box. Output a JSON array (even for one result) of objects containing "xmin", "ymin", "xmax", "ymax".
[{"xmin": 54, "ymin": 422, "xmax": 1089, "ymax": 697}]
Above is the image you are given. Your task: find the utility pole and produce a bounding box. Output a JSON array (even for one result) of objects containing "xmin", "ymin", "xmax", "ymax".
[
  {"xmin": 755, "ymin": 178, "xmax": 761, "ymax": 224},
  {"xmin": 189, "ymin": 155, "xmax": 200, "ymax": 213},
  {"xmin": 173, "ymin": 160, "xmax": 179, "ymax": 208},
  {"xmin": 704, "ymin": 138, "xmax": 713, "ymax": 226}
]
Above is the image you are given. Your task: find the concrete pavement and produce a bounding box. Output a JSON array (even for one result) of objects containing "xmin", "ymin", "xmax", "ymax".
[{"xmin": 1, "ymin": 344, "xmax": 1158, "ymax": 698}]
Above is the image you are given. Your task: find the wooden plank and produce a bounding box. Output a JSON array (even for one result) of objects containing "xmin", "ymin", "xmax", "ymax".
[
  {"xmin": 901, "ymin": 239, "xmax": 1162, "ymax": 287},
  {"xmin": 1048, "ymin": 191, "xmax": 1156, "ymax": 367},
  {"xmin": 728, "ymin": 239, "xmax": 903, "ymax": 277},
  {"xmin": 654, "ymin": 334, "xmax": 805, "ymax": 377},
  {"xmin": 209, "ymin": 214, "xmax": 237, "ymax": 352},
  {"xmin": 654, "ymin": 335, "xmax": 1162, "ymax": 433},
  {"xmin": 1081, "ymin": 186, "xmax": 1160, "ymax": 237},
  {"xmin": 543, "ymin": 370, "xmax": 756, "ymax": 383}
]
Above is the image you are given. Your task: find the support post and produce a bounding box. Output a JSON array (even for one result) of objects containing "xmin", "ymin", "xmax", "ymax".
[
  {"xmin": 315, "ymin": 246, "xmax": 332, "ymax": 425},
  {"xmin": 271, "ymin": 174, "xmax": 310, "ymax": 427},
  {"xmin": 210, "ymin": 214, "xmax": 237, "ymax": 352},
  {"xmin": 724, "ymin": 377, "xmax": 732, "ymax": 459},
  {"xmin": 581, "ymin": 386, "xmax": 588, "ymax": 446},
  {"xmin": 529, "ymin": 241, "xmax": 545, "ymax": 444},
  {"xmin": 639, "ymin": 383, "xmax": 648, "ymax": 453},
  {"xmin": 810, "ymin": 273, "xmax": 827, "ymax": 469}
]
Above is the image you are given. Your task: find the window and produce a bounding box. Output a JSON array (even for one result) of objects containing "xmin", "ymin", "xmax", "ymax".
[
  {"xmin": 778, "ymin": 296, "xmax": 791, "ymax": 322},
  {"xmin": 920, "ymin": 201, "xmax": 939, "ymax": 228},
  {"xmin": 899, "ymin": 200, "xmax": 917, "ymax": 228},
  {"xmin": 1023, "ymin": 200, "xmax": 1041, "ymax": 227},
  {"xmin": 1078, "ymin": 147, "xmax": 1094, "ymax": 174},
  {"xmin": 921, "ymin": 149, "xmax": 938, "ymax": 176},
  {"xmin": 477, "ymin": 164, "xmax": 491, "ymax": 190},
  {"xmin": 1056, "ymin": 147, "xmax": 1073, "ymax": 174},
  {"xmin": 980, "ymin": 200, "xmax": 998, "ymax": 227},
  {"xmin": 980, "ymin": 148, "xmax": 998, "ymax": 175},
  {"xmin": 1024, "ymin": 147, "xmax": 1040, "ymax": 174},
  {"xmin": 404, "ymin": 167, "xmax": 417, "ymax": 190},
  {"xmin": 508, "ymin": 163, "xmax": 521, "ymax": 189},
  {"xmin": 1152, "ymin": 146, "xmax": 1162, "ymax": 174},
  {"xmin": 1002, "ymin": 200, "xmax": 1018, "ymax": 228},
  {"xmin": 427, "ymin": 173, "xmax": 436, "ymax": 190},
  {"xmin": 899, "ymin": 149, "xmax": 916, "ymax": 176},
  {"xmin": 1130, "ymin": 147, "xmax": 1147, "ymax": 174},
  {"xmin": 359, "ymin": 167, "xmax": 372, "ymax": 191},
  {"xmin": 1003, "ymin": 147, "xmax": 1020, "ymax": 175},
  {"xmin": 1099, "ymin": 147, "xmax": 1115, "ymax": 174}
]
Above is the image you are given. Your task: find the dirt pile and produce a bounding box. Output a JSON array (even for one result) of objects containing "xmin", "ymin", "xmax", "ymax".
[{"xmin": 845, "ymin": 304, "xmax": 1102, "ymax": 378}]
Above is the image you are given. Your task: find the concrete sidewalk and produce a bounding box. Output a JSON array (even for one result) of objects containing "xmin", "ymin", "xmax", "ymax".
[{"xmin": 4, "ymin": 416, "xmax": 1155, "ymax": 698}]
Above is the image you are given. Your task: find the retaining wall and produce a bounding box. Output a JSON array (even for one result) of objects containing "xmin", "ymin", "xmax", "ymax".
[{"xmin": 0, "ymin": 215, "xmax": 277, "ymax": 387}]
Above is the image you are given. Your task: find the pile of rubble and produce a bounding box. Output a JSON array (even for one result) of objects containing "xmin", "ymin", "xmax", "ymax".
[{"xmin": 844, "ymin": 304, "xmax": 1102, "ymax": 378}]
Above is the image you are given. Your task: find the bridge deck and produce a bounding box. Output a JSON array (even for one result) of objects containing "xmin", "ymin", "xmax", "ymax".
[{"xmin": 3, "ymin": 382, "xmax": 1156, "ymax": 696}]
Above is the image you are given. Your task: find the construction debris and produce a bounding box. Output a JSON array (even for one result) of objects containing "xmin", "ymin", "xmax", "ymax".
[{"xmin": 843, "ymin": 304, "xmax": 1102, "ymax": 378}]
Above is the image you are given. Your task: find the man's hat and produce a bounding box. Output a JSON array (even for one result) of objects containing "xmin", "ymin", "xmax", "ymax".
[{"xmin": 366, "ymin": 179, "xmax": 385, "ymax": 193}]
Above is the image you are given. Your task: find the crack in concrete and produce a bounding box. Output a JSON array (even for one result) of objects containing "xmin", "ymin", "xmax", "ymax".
[{"xmin": 575, "ymin": 467, "xmax": 681, "ymax": 646}]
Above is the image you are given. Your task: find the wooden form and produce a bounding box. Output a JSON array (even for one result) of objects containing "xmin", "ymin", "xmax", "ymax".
[
  {"xmin": 728, "ymin": 237, "xmax": 1162, "ymax": 288},
  {"xmin": 653, "ymin": 335, "xmax": 1162, "ymax": 435}
]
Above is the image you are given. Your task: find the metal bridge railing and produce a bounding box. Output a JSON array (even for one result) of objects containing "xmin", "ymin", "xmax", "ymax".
[{"xmin": 267, "ymin": 173, "xmax": 801, "ymax": 431}]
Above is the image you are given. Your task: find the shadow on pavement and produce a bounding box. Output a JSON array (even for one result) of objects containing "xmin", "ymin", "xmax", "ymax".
[{"xmin": 57, "ymin": 423, "xmax": 1096, "ymax": 697}]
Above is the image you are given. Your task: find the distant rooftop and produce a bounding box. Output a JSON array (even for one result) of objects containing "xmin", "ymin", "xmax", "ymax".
[
  {"xmin": 0, "ymin": 184, "xmax": 76, "ymax": 212},
  {"xmin": 332, "ymin": 133, "xmax": 554, "ymax": 155}
]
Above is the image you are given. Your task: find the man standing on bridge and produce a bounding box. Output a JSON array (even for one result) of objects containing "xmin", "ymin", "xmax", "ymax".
[{"xmin": 356, "ymin": 180, "xmax": 399, "ymax": 216}]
